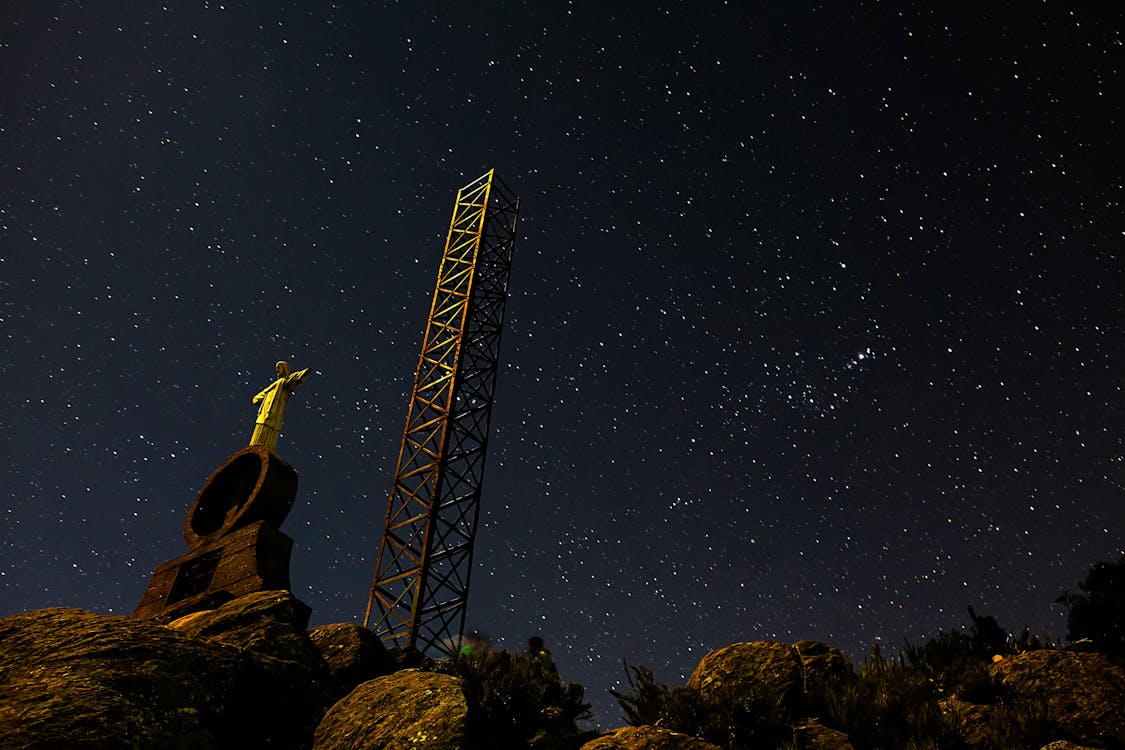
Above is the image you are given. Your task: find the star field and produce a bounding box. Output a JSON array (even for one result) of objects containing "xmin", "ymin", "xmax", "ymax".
[{"xmin": 2, "ymin": 1, "xmax": 1122, "ymax": 727}]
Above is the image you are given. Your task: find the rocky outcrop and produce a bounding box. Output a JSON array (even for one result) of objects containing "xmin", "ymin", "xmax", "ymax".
[
  {"xmin": 687, "ymin": 641, "xmax": 805, "ymax": 717},
  {"xmin": 673, "ymin": 640, "xmax": 1125, "ymax": 749},
  {"xmin": 581, "ymin": 725, "xmax": 722, "ymax": 750},
  {"xmin": 312, "ymin": 670, "xmax": 468, "ymax": 750},
  {"xmin": 0, "ymin": 593, "xmax": 339, "ymax": 750},
  {"xmin": 791, "ymin": 719, "xmax": 854, "ymax": 750},
  {"xmin": 991, "ymin": 650, "xmax": 1125, "ymax": 747},
  {"xmin": 167, "ymin": 590, "xmax": 333, "ymax": 747},
  {"xmin": 0, "ymin": 607, "xmax": 249, "ymax": 749},
  {"xmin": 4, "ymin": 597, "xmax": 1122, "ymax": 750},
  {"xmin": 308, "ymin": 622, "xmax": 393, "ymax": 698},
  {"xmin": 939, "ymin": 695, "xmax": 1008, "ymax": 749},
  {"xmin": 167, "ymin": 589, "xmax": 323, "ymax": 666}
]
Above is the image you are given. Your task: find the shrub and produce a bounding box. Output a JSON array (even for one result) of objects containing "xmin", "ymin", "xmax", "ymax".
[
  {"xmin": 1057, "ymin": 553, "xmax": 1125, "ymax": 662},
  {"xmin": 811, "ymin": 655, "xmax": 967, "ymax": 750},
  {"xmin": 902, "ymin": 606, "xmax": 1054, "ymax": 695},
  {"xmin": 452, "ymin": 650, "xmax": 593, "ymax": 750},
  {"xmin": 702, "ymin": 682, "xmax": 793, "ymax": 750},
  {"xmin": 1007, "ymin": 625, "xmax": 1056, "ymax": 654},
  {"xmin": 954, "ymin": 663, "xmax": 1007, "ymax": 704},
  {"xmin": 611, "ymin": 662, "xmax": 792, "ymax": 750},
  {"xmin": 610, "ymin": 663, "xmax": 669, "ymax": 727},
  {"xmin": 902, "ymin": 627, "xmax": 975, "ymax": 690}
]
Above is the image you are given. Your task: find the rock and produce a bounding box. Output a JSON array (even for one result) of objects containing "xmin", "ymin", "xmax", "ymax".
[
  {"xmin": 0, "ymin": 607, "xmax": 247, "ymax": 749},
  {"xmin": 385, "ymin": 644, "xmax": 436, "ymax": 672},
  {"xmin": 991, "ymin": 649, "xmax": 1125, "ymax": 747},
  {"xmin": 166, "ymin": 589, "xmax": 319, "ymax": 665},
  {"xmin": 942, "ymin": 650, "xmax": 1125, "ymax": 749},
  {"xmin": 793, "ymin": 641, "xmax": 852, "ymax": 681},
  {"xmin": 312, "ymin": 669, "xmax": 468, "ymax": 750},
  {"xmin": 938, "ymin": 696, "xmax": 1002, "ymax": 748},
  {"xmin": 308, "ymin": 623, "xmax": 393, "ymax": 698},
  {"xmin": 792, "ymin": 640, "xmax": 854, "ymax": 698},
  {"xmin": 792, "ymin": 719, "xmax": 854, "ymax": 750},
  {"xmin": 1038, "ymin": 742, "xmax": 1101, "ymax": 750},
  {"xmin": 686, "ymin": 641, "xmax": 805, "ymax": 717},
  {"xmin": 166, "ymin": 590, "xmax": 333, "ymax": 748},
  {"xmin": 580, "ymin": 725, "xmax": 722, "ymax": 750},
  {"xmin": 147, "ymin": 590, "xmax": 238, "ymax": 625}
]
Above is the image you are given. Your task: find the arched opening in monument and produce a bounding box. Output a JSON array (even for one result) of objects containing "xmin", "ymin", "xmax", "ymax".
[{"xmin": 190, "ymin": 452, "xmax": 264, "ymax": 538}]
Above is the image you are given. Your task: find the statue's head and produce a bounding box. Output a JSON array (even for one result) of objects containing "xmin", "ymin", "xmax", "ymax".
[{"xmin": 275, "ymin": 360, "xmax": 291, "ymax": 377}]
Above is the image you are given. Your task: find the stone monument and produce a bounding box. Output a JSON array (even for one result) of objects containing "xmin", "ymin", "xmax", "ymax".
[{"xmin": 133, "ymin": 361, "xmax": 312, "ymax": 621}]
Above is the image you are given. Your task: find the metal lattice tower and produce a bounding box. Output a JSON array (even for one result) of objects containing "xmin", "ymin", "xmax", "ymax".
[{"xmin": 363, "ymin": 169, "xmax": 519, "ymax": 655}]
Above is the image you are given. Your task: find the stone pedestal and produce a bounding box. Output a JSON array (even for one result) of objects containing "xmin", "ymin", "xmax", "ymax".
[{"xmin": 133, "ymin": 445, "xmax": 300, "ymax": 621}]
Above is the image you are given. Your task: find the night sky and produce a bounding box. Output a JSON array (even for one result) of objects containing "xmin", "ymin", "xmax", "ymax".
[{"xmin": 2, "ymin": 1, "xmax": 1122, "ymax": 727}]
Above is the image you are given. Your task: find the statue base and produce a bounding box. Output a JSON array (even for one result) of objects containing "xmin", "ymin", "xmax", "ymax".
[{"xmin": 132, "ymin": 520, "xmax": 293, "ymax": 622}]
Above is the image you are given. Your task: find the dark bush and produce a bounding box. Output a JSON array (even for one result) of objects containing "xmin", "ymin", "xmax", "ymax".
[
  {"xmin": 702, "ymin": 682, "xmax": 793, "ymax": 750},
  {"xmin": 954, "ymin": 663, "xmax": 1007, "ymax": 704},
  {"xmin": 610, "ymin": 662, "xmax": 669, "ymax": 727},
  {"xmin": 1007, "ymin": 625, "xmax": 1055, "ymax": 655},
  {"xmin": 452, "ymin": 650, "xmax": 593, "ymax": 750},
  {"xmin": 902, "ymin": 606, "xmax": 1052, "ymax": 695},
  {"xmin": 966, "ymin": 607, "xmax": 1008, "ymax": 658},
  {"xmin": 902, "ymin": 627, "xmax": 975, "ymax": 690},
  {"xmin": 1057, "ymin": 553, "xmax": 1125, "ymax": 662},
  {"xmin": 811, "ymin": 654, "xmax": 967, "ymax": 750},
  {"xmin": 611, "ymin": 662, "xmax": 792, "ymax": 750}
]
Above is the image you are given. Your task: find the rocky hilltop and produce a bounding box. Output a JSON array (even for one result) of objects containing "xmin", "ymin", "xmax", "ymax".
[{"xmin": 1, "ymin": 590, "xmax": 1122, "ymax": 750}]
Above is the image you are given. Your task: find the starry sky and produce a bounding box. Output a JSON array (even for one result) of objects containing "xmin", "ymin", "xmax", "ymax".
[{"xmin": 2, "ymin": 1, "xmax": 1122, "ymax": 727}]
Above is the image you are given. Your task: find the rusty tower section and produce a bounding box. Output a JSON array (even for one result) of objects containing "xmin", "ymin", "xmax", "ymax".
[{"xmin": 363, "ymin": 170, "xmax": 519, "ymax": 654}]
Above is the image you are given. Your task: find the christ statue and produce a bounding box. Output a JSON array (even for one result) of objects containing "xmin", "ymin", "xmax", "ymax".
[{"xmin": 250, "ymin": 360, "xmax": 311, "ymax": 451}]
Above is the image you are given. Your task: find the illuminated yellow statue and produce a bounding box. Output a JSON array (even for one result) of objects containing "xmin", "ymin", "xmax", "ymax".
[{"xmin": 250, "ymin": 361, "xmax": 311, "ymax": 451}]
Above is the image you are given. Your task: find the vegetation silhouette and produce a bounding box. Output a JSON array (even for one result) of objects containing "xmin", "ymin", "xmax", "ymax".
[
  {"xmin": 444, "ymin": 649, "xmax": 595, "ymax": 750},
  {"xmin": 1057, "ymin": 552, "xmax": 1125, "ymax": 663},
  {"xmin": 404, "ymin": 556, "xmax": 1124, "ymax": 749},
  {"xmin": 607, "ymin": 554, "xmax": 1125, "ymax": 750}
]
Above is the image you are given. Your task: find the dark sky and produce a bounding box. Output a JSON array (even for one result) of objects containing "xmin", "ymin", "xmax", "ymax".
[{"xmin": 2, "ymin": 1, "xmax": 1122, "ymax": 727}]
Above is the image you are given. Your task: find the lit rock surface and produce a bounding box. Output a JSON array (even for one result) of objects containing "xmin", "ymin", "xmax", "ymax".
[
  {"xmin": 687, "ymin": 640, "xmax": 805, "ymax": 716},
  {"xmin": 0, "ymin": 607, "xmax": 246, "ymax": 749},
  {"xmin": 990, "ymin": 650, "xmax": 1125, "ymax": 747},
  {"xmin": 581, "ymin": 725, "xmax": 722, "ymax": 750},
  {"xmin": 165, "ymin": 589, "xmax": 319, "ymax": 665},
  {"xmin": 312, "ymin": 669, "xmax": 468, "ymax": 750},
  {"xmin": 308, "ymin": 622, "xmax": 393, "ymax": 698}
]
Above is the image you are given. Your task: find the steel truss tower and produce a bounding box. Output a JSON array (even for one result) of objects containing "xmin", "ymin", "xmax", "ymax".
[{"xmin": 363, "ymin": 170, "xmax": 519, "ymax": 655}]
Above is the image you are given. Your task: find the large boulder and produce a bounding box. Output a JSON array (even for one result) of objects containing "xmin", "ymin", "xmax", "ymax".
[
  {"xmin": 307, "ymin": 623, "xmax": 393, "ymax": 698},
  {"xmin": 580, "ymin": 725, "xmax": 722, "ymax": 750},
  {"xmin": 312, "ymin": 669, "xmax": 468, "ymax": 750},
  {"xmin": 687, "ymin": 641, "xmax": 805, "ymax": 717},
  {"xmin": 0, "ymin": 607, "xmax": 248, "ymax": 749},
  {"xmin": 991, "ymin": 650, "xmax": 1125, "ymax": 747},
  {"xmin": 166, "ymin": 590, "xmax": 333, "ymax": 748}
]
